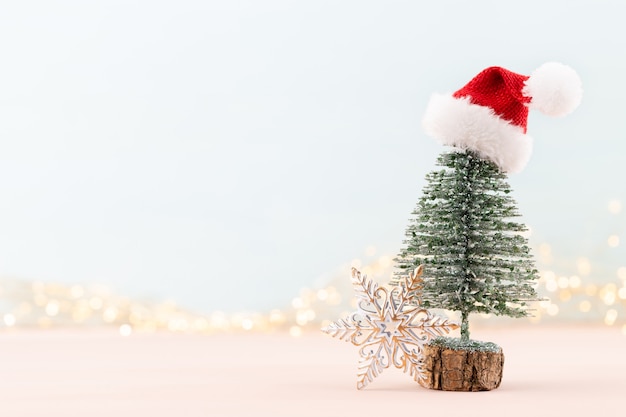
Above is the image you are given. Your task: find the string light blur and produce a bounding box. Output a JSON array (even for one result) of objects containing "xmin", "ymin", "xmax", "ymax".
[{"xmin": 0, "ymin": 199, "xmax": 624, "ymax": 336}]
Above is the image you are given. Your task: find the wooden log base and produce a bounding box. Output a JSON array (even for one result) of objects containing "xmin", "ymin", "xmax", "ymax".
[{"xmin": 419, "ymin": 342, "xmax": 504, "ymax": 391}]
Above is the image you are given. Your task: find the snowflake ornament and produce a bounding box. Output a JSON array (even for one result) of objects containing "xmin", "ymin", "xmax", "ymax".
[{"xmin": 322, "ymin": 266, "xmax": 459, "ymax": 389}]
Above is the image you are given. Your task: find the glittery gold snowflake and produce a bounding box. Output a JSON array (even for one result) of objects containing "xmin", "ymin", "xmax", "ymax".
[{"xmin": 322, "ymin": 266, "xmax": 459, "ymax": 389}]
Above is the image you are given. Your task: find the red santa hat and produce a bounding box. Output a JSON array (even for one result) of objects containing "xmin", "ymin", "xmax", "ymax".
[{"xmin": 422, "ymin": 62, "xmax": 582, "ymax": 173}]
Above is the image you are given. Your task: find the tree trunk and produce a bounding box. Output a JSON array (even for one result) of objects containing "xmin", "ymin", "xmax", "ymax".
[{"xmin": 419, "ymin": 343, "xmax": 504, "ymax": 391}]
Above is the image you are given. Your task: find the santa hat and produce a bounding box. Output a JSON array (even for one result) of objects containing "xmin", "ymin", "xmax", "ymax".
[{"xmin": 422, "ymin": 62, "xmax": 582, "ymax": 173}]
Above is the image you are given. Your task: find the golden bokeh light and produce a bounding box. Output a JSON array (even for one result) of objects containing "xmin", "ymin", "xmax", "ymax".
[
  {"xmin": 577, "ymin": 258, "xmax": 591, "ymax": 276},
  {"xmin": 0, "ymin": 240, "xmax": 625, "ymax": 336},
  {"xmin": 119, "ymin": 324, "xmax": 132, "ymax": 336},
  {"xmin": 579, "ymin": 300, "xmax": 591, "ymax": 313},
  {"xmin": 608, "ymin": 199, "xmax": 622, "ymax": 214}
]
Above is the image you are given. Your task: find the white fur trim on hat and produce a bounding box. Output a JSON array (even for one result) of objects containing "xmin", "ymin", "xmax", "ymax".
[{"xmin": 422, "ymin": 93, "xmax": 533, "ymax": 174}]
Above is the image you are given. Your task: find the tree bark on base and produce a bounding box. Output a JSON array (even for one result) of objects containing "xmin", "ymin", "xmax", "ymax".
[{"xmin": 419, "ymin": 343, "xmax": 504, "ymax": 391}]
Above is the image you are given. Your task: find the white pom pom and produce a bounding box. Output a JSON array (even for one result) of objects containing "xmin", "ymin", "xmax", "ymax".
[{"xmin": 523, "ymin": 62, "xmax": 583, "ymax": 117}]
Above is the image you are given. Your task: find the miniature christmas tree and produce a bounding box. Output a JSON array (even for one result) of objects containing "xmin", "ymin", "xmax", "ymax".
[
  {"xmin": 390, "ymin": 62, "xmax": 582, "ymax": 391},
  {"xmin": 393, "ymin": 149, "xmax": 539, "ymax": 342}
]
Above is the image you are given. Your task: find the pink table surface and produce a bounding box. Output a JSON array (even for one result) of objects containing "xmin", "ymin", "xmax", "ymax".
[{"xmin": 1, "ymin": 325, "xmax": 624, "ymax": 416}]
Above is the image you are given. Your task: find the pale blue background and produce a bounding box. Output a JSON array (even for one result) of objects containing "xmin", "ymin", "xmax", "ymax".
[{"xmin": 0, "ymin": 0, "xmax": 623, "ymax": 313}]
